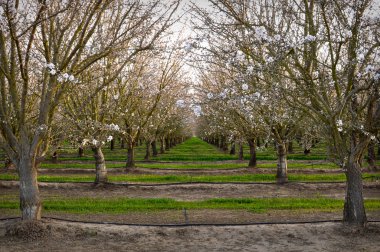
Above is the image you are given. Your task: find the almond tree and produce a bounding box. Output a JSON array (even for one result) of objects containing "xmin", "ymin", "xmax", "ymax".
[
  {"xmin": 0, "ymin": 0, "xmax": 180, "ymax": 221},
  {"xmin": 196, "ymin": 0, "xmax": 380, "ymax": 226}
]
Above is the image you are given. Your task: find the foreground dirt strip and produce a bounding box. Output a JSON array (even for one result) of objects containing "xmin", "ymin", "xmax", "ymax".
[{"xmin": 1, "ymin": 219, "xmax": 379, "ymax": 252}]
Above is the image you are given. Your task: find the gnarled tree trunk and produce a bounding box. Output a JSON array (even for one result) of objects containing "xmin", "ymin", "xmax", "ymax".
[
  {"xmin": 247, "ymin": 138, "xmax": 257, "ymax": 168},
  {"xmin": 343, "ymin": 159, "xmax": 366, "ymax": 226},
  {"xmin": 276, "ymin": 141, "xmax": 288, "ymax": 184},
  {"xmin": 18, "ymin": 151, "xmax": 42, "ymax": 220},
  {"xmin": 92, "ymin": 146, "xmax": 107, "ymax": 184}
]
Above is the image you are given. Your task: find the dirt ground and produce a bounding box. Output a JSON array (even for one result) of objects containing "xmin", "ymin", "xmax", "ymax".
[
  {"xmin": 1, "ymin": 165, "xmax": 379, "ymax": 251},
  {"xmin": 0, "ymin": 219, "xmax": 380, "ymax": 252},
  {"xmin": 1, "ymin": 180, "xmax": 380, "ymax": 201}
]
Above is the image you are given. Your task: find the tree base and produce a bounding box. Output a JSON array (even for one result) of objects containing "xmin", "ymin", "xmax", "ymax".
[
  {"xmin": 276, "ymin": 176, "xmax": 288, "ymax": 184},
  {"xmin": 6, "ymin": 220, "xmax": 51, "ymax": 241}
]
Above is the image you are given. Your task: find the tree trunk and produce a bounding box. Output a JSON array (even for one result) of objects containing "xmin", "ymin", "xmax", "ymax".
[
  {"xmin": 367, "ymin": 142, "xmax": 377, "ymax": 170},
  {"xmin": 287, "ymin": 141, "xmax": 294, "ymax": 154},
  {"xmin": 92, "ymin": 146, "xmax": 107, "ymax": 184},
  {"xmin": 78, "ymin": 147, "xmax": 84, "ymax": 157},
  {"xmin": 165, "ymin": 138, "xmax": 170, "ymax": 151},
  {"xmin": 144, "ymin": 141, "xmax": 151, "ymax": 160},
  {"xmin": 151, "ymin": 140, "xmax": 158, "ymax": 157},
  {"xmin": 126, "ymin": 143, "xmax": 135, "ymax": 169},
  {"xmin": 222, "ymin": 137, "xmax": 228, "ymax": 152},
  {"xmin": 343, "ymin": 160, "xmax": 367, "ymax": 226},
  {"xmin": 120, "ymin": 138, "xmax": 125, "ymax": 149},
  {"xmin": 160, "ymin": 137, "xmax": 165, "ymax": 154},
  {"xmin": 247, "ymin": 138, "xmax": 257, "ymax": 168},
  {"xmin": 18, "ymin": 153, "xmax": 42, "ymax": 220},
  {"xmin": 51, "ymin": 151, "xmax": 58, "ymax": 163},
  {"xmin": 238, "ymin": 142, "xmax": 244, "ymax": 161},
  {"xmin": 110, "ymin": 139, "xmax": 115, "ymax": 151},
  {"xmin": 276, "ymin": 141, "xmax": 288, "ymax": 184},
  {"xmin": 230, "ymin": 142, "xmax": 236, "ymax": 155}
]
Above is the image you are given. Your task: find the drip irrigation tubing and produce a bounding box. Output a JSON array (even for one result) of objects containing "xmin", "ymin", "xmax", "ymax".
[{"xmin": 1, "ymin": 217, "xmax": 379, "ymax": 227}]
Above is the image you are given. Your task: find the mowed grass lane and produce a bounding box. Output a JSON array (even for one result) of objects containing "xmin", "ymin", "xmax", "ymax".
[{"xmin": 151, "ymin": 137, "xmax": 234, "ymax": 161}]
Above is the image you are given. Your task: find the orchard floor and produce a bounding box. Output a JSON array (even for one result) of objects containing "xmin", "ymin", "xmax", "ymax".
[{"xmin": 1, "ymin": 219, "xmax": 380, "ymax": 252}]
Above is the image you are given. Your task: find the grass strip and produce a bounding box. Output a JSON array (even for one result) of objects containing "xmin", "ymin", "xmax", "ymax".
[
  {"xmin": 137, "ymin": 162, "xmax": 339, "ymax": 170},
  {"xmin": 1, "ymin": 173, "xmax": 379, "ymax": 183},
  {"xmin": 1, "ymin": 197, "xmax": 379, "ymax": 214}
]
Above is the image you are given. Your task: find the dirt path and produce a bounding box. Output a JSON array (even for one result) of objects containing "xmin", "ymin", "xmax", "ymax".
[
  {"xmin": 1, "ymin": 219, "xmax": 379, "ymax": 252},
  {"xmin": 1, "ymin": 181, "xmax": 379, "ymax": 201}
]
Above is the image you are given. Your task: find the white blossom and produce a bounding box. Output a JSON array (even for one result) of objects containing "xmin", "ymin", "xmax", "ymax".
[
  {"xmin": 304, "ymin": 35, "xmax": 316, "ymax": 43},
  {"xmin": 265, "ymin": 56, "xmax": 274, "ymax": 64},
  {"xmin": 220, "ymin": 91, "xmax": 227, "ymax": 99},
  {"xmin": 176, "ymin": 99, "xmax": 185, "ymax": 108},
  {"xmin": 207, "ymin": 93, "xmax": 213, "ymax": 99},
  {"xmin": 374, "ymin": 73, "xmax": 380, "ymax": 81},
  {"xmin": 107, "ymin": 135, "xmax": 113, "ymax": 142},
  {"xmin": 370, "ymin": 135, "xmax": 376, "ymax": 141},
  {"xmin": 193, "ymin": 105, "xmax": 202, "ymax": 117},
  {"xmin": 49, "ymin": 69, "xmax": 57, "ymax": 75},
  {"xmin": 235, "ymin": 50, "xmax": 245, "ymax": 62},
  {"xmin": 336, "ymin": 119, "xmax": 343, "ymax": 127},
  {"xmin": 184, "ymin": 42, "xmax": 193, "ymax": 52},
  {"xmin": 92, "ymin": 139, "xmax": 98, "ymax": 146},
  {"xmin": 254, "ymin": 26, "xmax": 270, "ymax": 41},
  {"xmin": 108, "ymin": 123, "xmax": 120, "ymax": 131},
  {"xmin": 343, "ymin": 30, "xmax": 352, "ymax": 39},
  {"xmin": 358, "ymin": 53, "xmax": 365, "ymax": 62},
  {"xmin": 62, "ymin": 73, "xmax": 69, "ymax": 80},
  {"xmin": 242, "ymin": 84, "xmax": 249, "ymax": 91},
  {"xmin": 69, "ymin": 75, "xmax": 75, "ymax": 82},
  {"xmin": 46, "ymin": 63, "xmax": 55, "ymax": 70},
  {"xmin": 365, "ymin": 65, "xmax": 375, "ymax": 73},
  {"xmin": 247, "ymin": 65, "xmax": 254, "ymax": 74},
  {"xmin": 273, "ymin": 34, "xmax": 281, "ymax": 42}
]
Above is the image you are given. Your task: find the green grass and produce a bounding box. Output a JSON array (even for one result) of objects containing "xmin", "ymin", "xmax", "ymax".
[
  {"xmin": 39, "ymin": 162, "xmax": 124, "ymax": 169},
  {"xmin": 1, "ymin": 197, "xmax": 379, "ymax": 214},
  {"xmin": 137, "ymin": 161, "xmax": 339, "ymax": 170},
  {"xmin": 151, "ymin": 137, "xmax": 234, "ymax": 161},
  {"xmin": 1, "ymin": 173, "xmax": 379, "ymax": 183}
]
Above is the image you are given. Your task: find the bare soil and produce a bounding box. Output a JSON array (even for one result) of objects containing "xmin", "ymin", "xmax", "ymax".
[
  {"xmin": 1, "ymin": 181, "xmax": 380, "ymax": 201},
  {"xmin": 1, "ymin": 164, "xmax": 379, "ymax": 251},
  {"xmin": 0, "ymin": 219, "xmax": 380, "ymax": 252}
]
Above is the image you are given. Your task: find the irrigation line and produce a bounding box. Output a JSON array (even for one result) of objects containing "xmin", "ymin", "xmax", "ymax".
[{"xmin": 1, "ymin": 217, "xmax": 380, "ymax": 227}]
